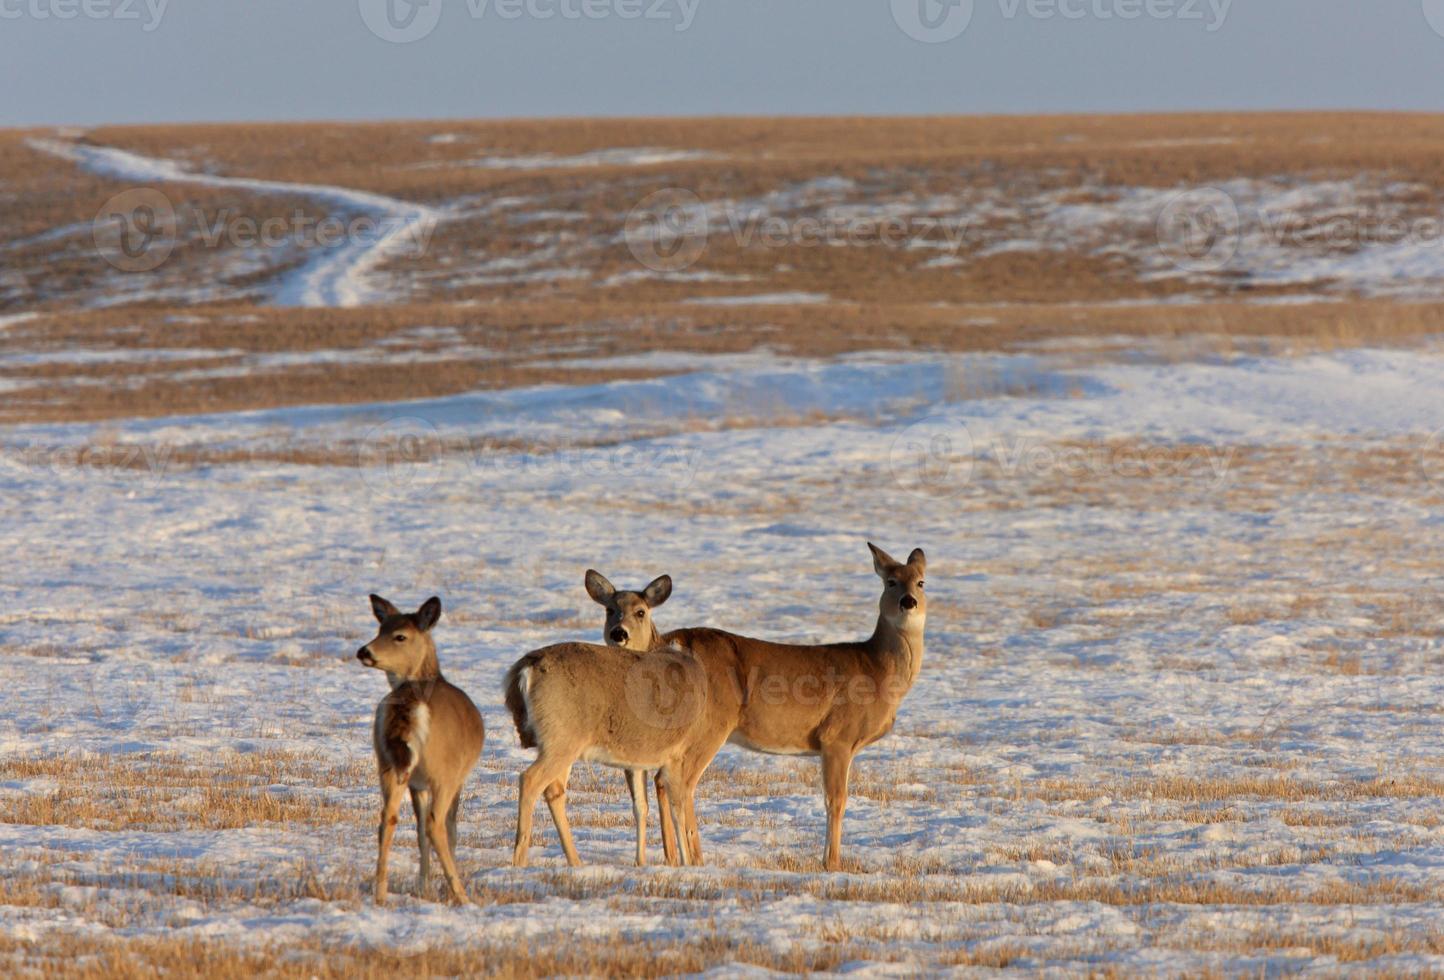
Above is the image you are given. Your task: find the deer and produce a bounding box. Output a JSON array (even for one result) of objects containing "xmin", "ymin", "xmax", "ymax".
[
  {"xmin": 577, "ymin": 574, "xmax": 684, "ymax": 865},
  {"xmin": 585, "ymin": 542, "xmax": 927, "ymax": 871},
  {"xmin": 503, "ymin": 635, "xmax": 729, "ymax": 869},
  {"xmin": 356, "ymin": 595, "xmax": 484, "ymax": 904}
]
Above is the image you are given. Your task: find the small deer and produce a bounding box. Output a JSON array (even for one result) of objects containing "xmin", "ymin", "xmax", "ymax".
[
  {"xmin": 503, "ymin": 638, "xmax": 721, "ymax": 868},
  {"xmin": 356, "ymin": 595, "xmax": 484, "ymax": 904},
  {"xmin": 588, "ymin": 542, "xmax": 927, "ymax": 871}
]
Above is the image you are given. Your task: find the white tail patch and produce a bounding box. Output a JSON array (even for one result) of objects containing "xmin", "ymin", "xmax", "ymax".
[
  {"xmin": 403, "ymin": 703, "xmax": 431, "ymax": 779},
  {"xmin": 517, "ymin": 666, "xmax": 535, "ymax": 739}
]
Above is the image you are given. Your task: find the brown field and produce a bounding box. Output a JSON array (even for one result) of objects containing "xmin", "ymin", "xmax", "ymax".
[{"xmin": 6, "ymin": 112, "xmax": 1444, "ymax": 426}]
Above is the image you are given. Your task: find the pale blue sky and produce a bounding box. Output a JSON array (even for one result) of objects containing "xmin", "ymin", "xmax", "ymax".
[{"xmin": 2, "ymin": 0, "xmax": 1442, "ymax": 126}]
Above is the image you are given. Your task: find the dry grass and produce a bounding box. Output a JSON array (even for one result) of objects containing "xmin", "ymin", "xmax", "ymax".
[
  {"xmin": 7, "ymin": 113, "xmax": 1444, "ymax": 425},
  {"xmin": 0, "ymin": 930, "xmax": 880, "ymax": 979},
  {"xmin": 1024, "ymin": 772, "xmax": 1444, "ymax": 805},
  {"xmin": 5, "ymin": 738, "xmax": 1442, "ymax": 974},
  {"xmin": 64, "ymin": 113, "xmax": 1444, "ymax": 197},
  {"xmin": 1174, "ymin": 928, "xmax": 1444, "ymax": 964},
  {"xmin": 0, "ymin": 750, "xmax": 364, "ymax": 831},
  {"xmin": 3, "ymin": 299, "xmax": 1443, "ymax": 426}
]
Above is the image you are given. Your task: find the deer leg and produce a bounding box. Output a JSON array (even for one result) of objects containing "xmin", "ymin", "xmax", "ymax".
[
  {"xmin": 676, "ymin": 730, "xmax": 727, "ymax": 868},
  {"xmin": 543, "ymin": 777, "xmax": 582, "ymax": 868},
  {"xmin": 681, "ymin": 777, "xmax": 704, "ymax": 867},
  {"xmin": 410, "ymin": 786, "xmax": 431, "ymax": 896},
  {"xmin": 658, "ymin": 766, "xmax": 692, "ymax": 865},
  {"xmin": 625, "ymin": 769, "xmax": 648, "ymax": 866},
  {"xmin": 655, "ymin": 771, "xmax": 680, "ymax": 866},
  {"xmin": 375, "ymin": 772, "xmax": 406, "ymax": 904},
  {"xmin": 446, "ymin": 794, "xmax": 460, "ymax": 869},
  {"xmin": 821, "ymin": 745, "xmax": 854, "ymax": 872},
  {"xmin": 514, "ymin": 754, "xmax": 569, "ymax": 867},
  {"xmin": 426, "ymin": 785, "xmax": 468, "ymax": 904}
]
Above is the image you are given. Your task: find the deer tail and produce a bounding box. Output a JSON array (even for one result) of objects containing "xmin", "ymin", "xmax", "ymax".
[{"xmin": 503, "ymin": 653, "xmax": 543, "ymax": 749}]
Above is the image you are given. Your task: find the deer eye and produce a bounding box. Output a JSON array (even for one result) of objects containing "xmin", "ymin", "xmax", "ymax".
[
  {"xmin": 886, "ymin": 579, "xmax": 897, "ymax": 588},
  {"xmin": 635, "ymin": 610, "xmax": 646, "ymax": 619},
  {"xmin": 393, "ymin": 634, "xmax": 407, "ymax": 643},
  {"xmin": 917, "ymin": 581, "xmax": 925, "ymax": 589}
]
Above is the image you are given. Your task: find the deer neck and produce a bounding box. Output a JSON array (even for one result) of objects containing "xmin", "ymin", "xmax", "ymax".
[
  {"xmin": 866, "ymin": 614, "xmax": 926, "ymax": 686},
  {"xmin": 386, "ymin": 649, "xmax": 443, "ymax": 688}
]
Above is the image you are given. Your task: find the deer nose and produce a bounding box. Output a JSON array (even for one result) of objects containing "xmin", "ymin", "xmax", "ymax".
[
  {"xmin": 356, "ymin": 646, "xmax": 374, "ymax": 664},
  {"xmin": 610, "ymin": 627, "xmax": 628, "ymax": 644},
  {"xmin": 900, "ymin": 595, "xmax": 918, "ymax": 610}
]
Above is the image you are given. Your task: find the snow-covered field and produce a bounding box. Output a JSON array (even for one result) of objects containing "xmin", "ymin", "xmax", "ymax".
[{"xmin": 5, "ymin": 340, "xmax": 1444, "ymax": 974}]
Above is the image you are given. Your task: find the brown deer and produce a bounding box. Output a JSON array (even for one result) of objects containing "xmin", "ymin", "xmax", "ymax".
[
  {"xmin": 582, "ymin": 571, "xmax": 684, "ymax": 866},
  {"xmin": 356, "ymin": 595, "xmax": 484, "ymax": 904},
  {"xmin": 503, "ymin": 638, "xmax": 722, "ymax": 868},
  {"xmin": 587, "ymin": 542, "xmax": 927, "ymax": 871}
]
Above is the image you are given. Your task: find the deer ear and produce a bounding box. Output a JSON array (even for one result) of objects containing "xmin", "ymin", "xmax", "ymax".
[
  {"xmin": 907, "ymin": 548, "xmax": 926, "ymax": 571},
  {"xmin": 414, "ymin": 596, "xmax": 442, "ymax": 632},
  {"xmin": 642, "ymin": 574, "xmax": 672, "ymax": 608},
  {"xmin": 370, "ymin": 594, "xmax": 401, "ymax": 623},
  {"xmin": 868, "ymin": 542, "xmax": 899, "ymax": 578},
  {"xmin": 584, "ymin": 570, "xmax": 615, "ymax": 605}
]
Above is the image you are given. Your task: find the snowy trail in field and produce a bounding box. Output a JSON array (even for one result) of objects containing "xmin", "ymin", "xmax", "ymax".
[{"xmin": 26, "ymin": 138, "xmax": 445, "ymax": 308}]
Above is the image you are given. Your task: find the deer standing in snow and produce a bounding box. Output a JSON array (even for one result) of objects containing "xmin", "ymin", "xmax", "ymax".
[
  {"xmin": 356, "ymin": 595, "xmax": 484, "ymax": 903},
  {"xmin": 503, "ymin": 635, "xmax": 720, "ymax": 868},
  {"xmin": 586, "ymin": 542, "xmax": 927, "ymax": 870}
]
